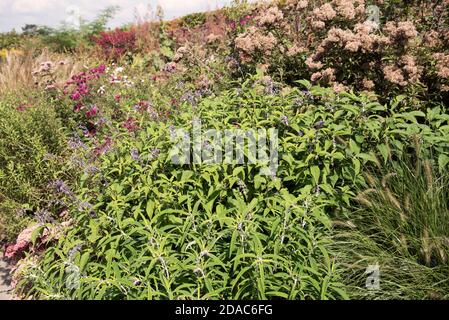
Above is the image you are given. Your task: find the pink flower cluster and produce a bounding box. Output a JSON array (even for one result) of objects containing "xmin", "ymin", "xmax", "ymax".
[
  {"xmin": 255, "ymin": 6, "xmax": 283, "ymax": 26},
  {"xmin": 4, "ymin": 225, "xmax": 41, "ymax": 259},
  {"xmin": 122, "ymin": 117, "xmax": 140, "ymax": 132},
  {"xmin": 65, "ymin": 65, "xmax": 106, "ymax": 102},
  {"xmin": 235, "ymin": 26, "xmax": 278, "ymax": 61},
  {"xmin": 383, "ymin": 21, "xmax": 418, "ymax": 46},
  {"xmin": 433, "ymin": 53, "xmax": 449, "ymax": 79},
  {"xmin": 92, "ymin": 137, "xmax": 113, "ymax": 157},
  {"xmin": 383, "ymin": 55, "xmax": 422, "ymax": 87}
]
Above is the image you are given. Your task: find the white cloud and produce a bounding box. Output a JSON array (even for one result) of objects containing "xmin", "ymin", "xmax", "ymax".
[
  {"xmin": 0, "ymin": 0, "xmax": 231, "ymax": 32},
  {"xmin": 11, "ymin": 0, "xmax": 60, "ymax": 13}
]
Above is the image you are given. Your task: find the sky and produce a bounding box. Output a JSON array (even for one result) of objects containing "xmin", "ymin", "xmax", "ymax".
[{"xmin": 0, "ymin": 0, "xmax": 233, "ymax": 32}]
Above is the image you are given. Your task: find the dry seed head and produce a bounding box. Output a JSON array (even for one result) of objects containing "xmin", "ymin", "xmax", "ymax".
[
  {"xmin": 364, "ymin": 172, "xmax": 377, "ymax": 187},
  {"xmin": 400, "ymin": 234, "xmax": 408, "ymax": 251},
  {"xmin": 385, "ymin": 187, "xmax": 403, "ymax": 211},
  {"xmin": 412, "ymin": 134, "xmax": 421, "ymax": 158},
  {"xmin": 437, "ymin": 243, "xmax": 447, "ymax": 264},
  {"xmin": 423, "ymin": 160, "xmax": 433, "ymax": 189},
  {"xmin": 421, "ymin": 229, "xmax": 431, "ymax": 266},
  {"xmin": 354, "ymin": 192, "xmax": 373, "ymax": 207},
  {"xmin": 381, "ymin": 172, "xmax": 397, "ymax": 188},
  {"xmin": 404, "ymin": 193, "xmax": 411, "ymax": 212},
  {"xmin": 331, "ymin": 220, "xmax": 357, "ymax": 229}
]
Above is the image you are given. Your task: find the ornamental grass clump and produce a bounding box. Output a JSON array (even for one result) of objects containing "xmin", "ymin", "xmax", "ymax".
[{"xmin": 332, "ymin": 150, "xmax": 449, "ymax": 299}]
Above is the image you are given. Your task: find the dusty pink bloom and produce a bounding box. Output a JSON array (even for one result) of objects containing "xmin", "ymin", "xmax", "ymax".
[
  {"xmin": 286, "ymin": 44, "xmax": 306, "ymax": 57},
  {"xmin": 332, "ymin": 0, "xmax": 356, "ymax": 19},
  {"xmin": 345, "ymin": 41, "xmax": 361, "ymax": 52},
  {"xmin": 255, "ymin": 6, "xmax": 284, "ymax": 26},
  {"xmin": 311, "ymin": 68, "xmax": 335, "ymax": 84},
  {"xmin": 235, "ymin": 27, "xmax": 278, "ymax": 57},
  {"xmin": 401, "ymin": 55, "xmax": 422, "ymax": 83},
  {"xmin": 311, "ymin": 71, "xmax": 322, "ymax": 82},
  {"xmin": 311, "ymin": 20, "xmax": 326, "ymax": 30},
  {"xmin": 206, "ymin": 33, "xmax": 221, "ymax": 44},
  {"xmin": 433, "ymin": 53, "xmax": 449, "ymax": 78},
  {"xmin": 321, "ymin": 24, "xmax": 388, "ymax": 54},
  {"xmin": 196, "ymin": 74, "xmax": 212, "ymax": 88},
  {"xmin": 173, "ymin": 46, "xmax": 188, "ymax": 62},
  {"xmin": 424, "ymin": 30, "xmax": 441, "ymax": 48},
  {"xmin": 332, "ymin": 82, "xmax": 348, "ymax": 93},
  {"xmin": 384, "ymin": 21, "xmax": 418, "ymax": 46},
  {"xmin": 305, "ymin": 56, "xmax": 324, "ymax": 70},
  {"xmin": 313, "ymin": 3, "xmax": 336, "ymax": 21},
  {"xmin": 383, "ymin": 65, "xmax": 407, "ymax": 86},
  {"xmin": 4, "ymin": 224, "xmax": 41, "ymax": 259},
  {"xmin": 362, "ymin": 78, "xmax": 375, "ymax": 90},
  {"xmin": 297, "ymin": 0, "xmax": 308, "ymax": 9}
]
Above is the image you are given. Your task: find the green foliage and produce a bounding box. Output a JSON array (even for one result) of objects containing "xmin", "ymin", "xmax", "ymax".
[
  {"xmin": 0, "ymin": 31, "xmax": 22, "ymax": 50},
  {"xmin": 181, "ymin": 12, "xmax": 207, "ymax": 29},
  {"xmin": 16, "ymin": 76, "xmax": 449, "ymax": 299},
  {"xmin": 0, "ymin": 96, "xmax": 73, "ymax": 242}
]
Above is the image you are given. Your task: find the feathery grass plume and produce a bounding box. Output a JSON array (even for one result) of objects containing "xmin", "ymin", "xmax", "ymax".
[
  {"xmin": 354, "ymin": 189, "xmax": 376, "ymax": 207},
  {"xmin": 371, "ymin": 153, "xmax": 382, "ymax": 170},
  {"xmin": 0, "ymin": 48, "xmax": 80, "ymax": 94},
  {"xmin": 385, "ymin": 187, "xmax": 402, "ymax": 210},
  {"xmin": 420, "ymin": 228, "xmax": 431, "ymax": 266},
  {"xmin": 399, "ymin": 234, "xmax": 408, "ymax": 252},
  {"xmin": 384, "ymin": 186, "xmax": 407, "ymax": 222},
  {"xmin": 436, "ymin": 241, "xmax": 447, "ymax": 264},
  {"xmin": 363, "ymin": 172, "xmax": 377, "ymax": 187},
  {"xmin": 424, "ymin": 160, "xmax": 433, "ymax": 189},
  {"xmin": 381, "ymin": 172, "xmax": 397, "ymax": 188},
  {"xmin": 332, "ymin": 220, "xmax": 357, "ymax": 229},
  {"xmin": 412, "ymin": 134, "xmax": 422, "ymax": 158},
  {"xmin": 404, "ymin": 193, "xmax": 411, "ymax": 212}
]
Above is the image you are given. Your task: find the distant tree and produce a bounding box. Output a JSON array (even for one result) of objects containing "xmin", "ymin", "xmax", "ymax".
[{"xmin": 21, "ymin": 24, "xmax": 38, "ymax": 35}]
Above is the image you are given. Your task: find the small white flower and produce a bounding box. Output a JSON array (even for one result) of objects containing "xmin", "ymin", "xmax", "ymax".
[{"xmin": 97, "ymin": 85, "xmax": 106, "ymax": 94}]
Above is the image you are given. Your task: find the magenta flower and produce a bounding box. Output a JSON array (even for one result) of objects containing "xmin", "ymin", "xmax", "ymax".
[
  {"xmin": 70, "ymin": 92, "xmax": 81, "ymax": 101},
  {"xmin": 122, "ymin": 117, "xmax": 139, "ymax": 132},
  {"xmin": 73, "ymin": 103, "xmax": 83, "ymax": 112},
  {"xmin": 86, "ymin": 105, "xmax": 98, "ymax": 118}
]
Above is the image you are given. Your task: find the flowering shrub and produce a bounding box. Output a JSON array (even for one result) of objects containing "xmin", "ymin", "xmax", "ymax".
[
  {"xmin": 229, "ymin": 0, "xmax": 449, "ymax": 104},
  {"xmin": 93, "ymin": 28, "xmax": 137, "ymax": 61}
]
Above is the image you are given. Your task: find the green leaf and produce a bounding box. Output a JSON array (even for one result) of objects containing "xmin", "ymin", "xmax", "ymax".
[
  {"xmin": 349, "ymin": 139, "xmax": 361, "ymax": 155},
  {"xmin": 79, "ymin": 252, "xmax": 90, "ymax": 273},
  {"xmin": 377, "ymin": 144, "xmax": 389, "ymax": 163},
  {"xmin": 310, "ymin": 166, "xmax": 320, "ymax": 185},
  {"xmin": 438, "ymin": 154, "xmax": 449, "ymax": 172}
]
